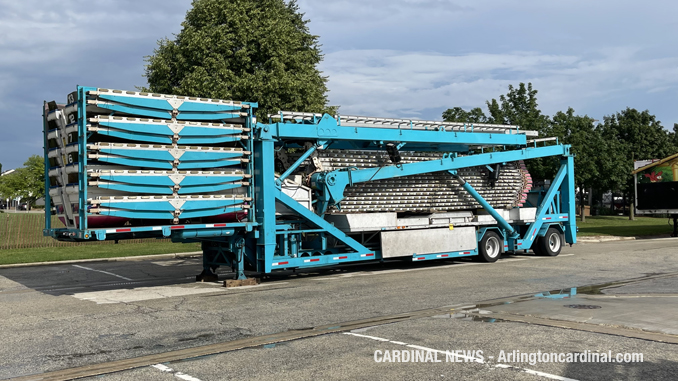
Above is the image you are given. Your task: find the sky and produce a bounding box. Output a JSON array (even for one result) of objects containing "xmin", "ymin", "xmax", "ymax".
[{"xmin": 1, "ymin": 0, "xmax": 677, "ymax": 170}]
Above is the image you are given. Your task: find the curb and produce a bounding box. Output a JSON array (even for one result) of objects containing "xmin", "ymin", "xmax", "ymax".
[
  {"xmin": 0, "ymin": 251, "xmax": 202, "ymax": 269},
  {"xmin": 577, "ymin": 236, "xmax": 637, "ymax": 243},
  {"xmin": 577, "ymin": 235, "xmax": 677, "ymax": 243}
]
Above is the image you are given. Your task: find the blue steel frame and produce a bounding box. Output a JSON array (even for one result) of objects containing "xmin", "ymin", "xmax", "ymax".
[{"xmin": 44, "ymin": 91, "xmax": 576, "ymax": 277}]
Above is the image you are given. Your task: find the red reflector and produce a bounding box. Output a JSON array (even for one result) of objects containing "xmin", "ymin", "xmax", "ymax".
[
  {"xmin": 116, "ymin": 228, "xmax": 131, "ymax": 232},
  {"xmin": 310, "ymin": 258, "xmax": 320, "ymax": 262},
  {"xmin": 366, "ymin": 253, "xmax": 374, "ymax": 257},
  {"xmin": 339, "ymin": 256, "xmax": 347, "ymax": 259},
  {"xmin": 279, "ymin": 261, "xmax": 289, "ymax": 265},
  {"xmin": 171, "ymin": 225, "xmax": 185, "ymax": 229},
  {"xmin": 463, "ymin": 251, "xmax": 470, "ymax": 254},
  {"xmin": 214, "ymin": 223, "xmax": 227, "ymax": 227}
]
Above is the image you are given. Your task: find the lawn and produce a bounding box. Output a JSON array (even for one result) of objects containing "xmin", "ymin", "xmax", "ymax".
[
  {"xmin": 0, "ymin": 241, "xmax": 202, "ymax": 265},
  {"xmin": 576, "ymin": 215, "xmax": 674, "ymax": 237}
]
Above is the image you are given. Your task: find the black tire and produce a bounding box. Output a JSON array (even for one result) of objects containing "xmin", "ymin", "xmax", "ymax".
[
  {"xmin": 477, "ymin": 231, "xmax": 502, "ymax": 263},
  {"xmin": 535, "ymin": 227, "xmax": 564, "ymax": 256}
]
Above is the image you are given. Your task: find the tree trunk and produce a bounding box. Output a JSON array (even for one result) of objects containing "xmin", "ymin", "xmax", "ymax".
[{"xmin": 629, "ymin": 202, "xmax": 635, "ymax": 221}]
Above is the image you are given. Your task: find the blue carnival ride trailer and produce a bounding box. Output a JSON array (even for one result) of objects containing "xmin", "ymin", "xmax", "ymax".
[{"xmin": 44, "ymin": 87, "xmax": 577, "ymax": 281}]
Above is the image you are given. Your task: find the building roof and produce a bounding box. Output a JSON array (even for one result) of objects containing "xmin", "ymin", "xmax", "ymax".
[{"xmin": 632, "ymin": 152, "xmax": 678, "ymax": 175}]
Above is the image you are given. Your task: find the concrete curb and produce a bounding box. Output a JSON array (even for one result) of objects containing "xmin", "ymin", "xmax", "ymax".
[
  {"xmin": 577, "ymin": 236, "xmax": 637, "ymax": 243},
  {"xmin": 0, "ymin": 251, "xmax": 202, "ymax": 269},
  {"xmin": 577, "ymin": 235, "xmax": 677, "ymax": 243}
]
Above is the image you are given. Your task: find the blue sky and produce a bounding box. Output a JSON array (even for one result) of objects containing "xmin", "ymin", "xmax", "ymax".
[{"xmin": 1, "ymin": 0, "xmax": 677, "ymax": 170}]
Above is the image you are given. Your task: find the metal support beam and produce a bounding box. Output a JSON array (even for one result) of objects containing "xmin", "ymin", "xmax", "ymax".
[
  {"xmin": 452, "ymin": 172, "xmax": 518, "ymax": 238},
  {"xmin": 263, "ymin": 114, "xmax": 528, "ymax": 146},
  {"xmin": 277, "ymin": 144, "xmax": 317, "ymax": 185}
]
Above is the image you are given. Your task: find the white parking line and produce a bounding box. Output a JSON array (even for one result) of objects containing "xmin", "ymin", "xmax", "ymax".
[
  {"xmin": 152, "ymin": 363, "xmax": 203, "ymax": 381},
  {"xmin": 344, "ymin": 332, "xmax": 579, "ymax": 381},
  {"xmin": 344, "ymin": 332, "xmax": 482, "ymax": 363},
  {"xmin": 72, "ymin": 265, "xmax": 132, "ymax": 281}
]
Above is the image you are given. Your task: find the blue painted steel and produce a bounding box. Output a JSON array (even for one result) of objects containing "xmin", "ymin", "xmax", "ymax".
[
  {"xmin": 45, "ymin": 86, "xmax": 577, "ymax": 276},
  {"xmin": 269, "ymin": 251, "xmax": 377, "ymax": 269},
  {"xmin": 176, "ymin": 228, "xmax": 236, "ymax": 239},
  {"xmin": 255, "ymin": 139, "xmax": 278, "ymax": 273},
  {"xmin": 96, "ymin": 94, "xmax": 245, "ymax": 113},
  {"xmin": 277, "ymin": 144, "xmax": 317, "ymax": 185},
  {"xmin": 275, "ymin": 190, "xmax": 372, "ymax": 255},
  {"xmin": 411, "ymin": 249, "xmax": 477, "ymax": 261},
  {"xmin": 561, "ymin": 156, "xmax": 577, "ymax": 244},
  {"xmin": 94, "ymin": 182, "xmax": 243, "ymax": 195},
  {"xmin": 266, "ymin": 115, "xmax": 528, "ymax": 145},
  {"xmin": 100, "ymin": 206, "xmax": 244, "ymax": 220},
  {"xmin": 455, "ymin": 174, "xmax": 518, "ymax": 238},
  {"xmin": 518, "ymin": 162, "xmax": 569, "ymax": 249}
]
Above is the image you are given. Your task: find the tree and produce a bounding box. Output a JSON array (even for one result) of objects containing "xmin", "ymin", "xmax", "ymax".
[
  {"xmin": 551, "ymin": 108, "xmax": 605, "ymax": 221},
  {"xmin": 599, "ymin": 108, "xmax": 674, "ymax": 195},
  {"xmin": 0, "ymin": 155, "xmax": 44, "ymax": 206},
  {"xmin": 142, "ymin": 0, "xmax": 332, "ymax": 119},
  {"xmin": 442, "ymin": 107, "xmax": 488, "ymax": 123},
  {"xmin": 486, "ymin": 83, "xmax": 554, "ymax": 180}
]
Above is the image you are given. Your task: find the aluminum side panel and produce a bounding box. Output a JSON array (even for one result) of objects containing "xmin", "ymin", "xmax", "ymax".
[{"xmin": 381, "ymin": 227, "xmax": 476, "ymax": 258}]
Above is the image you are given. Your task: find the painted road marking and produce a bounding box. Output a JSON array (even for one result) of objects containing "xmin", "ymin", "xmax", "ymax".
[
  {"xmin": 344, "ymin": 332, "xmax": 579, "ymax": 381},
  {"xmin": 72, "ymin": 285, "xmax": 225, "ymax": 304},
  {"xmin": 152, "ymin": 364, "xmax": 202, "ymax": 381},
  {"xmin": 151, "ymin": 260, "xmax": 195, "ymax": 267},
  {"xmin": 72, "ymin": 265, "xmax": 133, "ymax": 281},
  {"xmin": 344, "ymin": 332, "xmax": 482, "ymax": 362}
]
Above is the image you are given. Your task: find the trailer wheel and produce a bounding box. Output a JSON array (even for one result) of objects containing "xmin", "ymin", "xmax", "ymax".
[
  {"xmin": 477, "ymin": 231, "xmax": 502, "ymax": 263},
  {"xmin": 535, "ymin": 227, "xmax": 563, "ymax": 256}
]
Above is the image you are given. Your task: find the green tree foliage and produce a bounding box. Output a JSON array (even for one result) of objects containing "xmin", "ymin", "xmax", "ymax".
[
  {"xmin": 551, "ymin": 108, "xmax": 600, "ymax": 190},
  {"xmin": 442, "ymin": 107, "xmax": 488, "ymax": 123},
  {"xmin": 142, "ymin": 0, "xmax": 332, "ymax": 119},
  {"xmin": 0, "ymin": 155, "xmax": 45, "ymax": 205},
  {"xmin": 599, "ymin": 108, "xmax": 675, "ymax": 194},
  {"xmin": 485, "ymin": 83, "xmax": 555, "ymax": 180},
  {"xmin": 441, "ymin": 84, "xmax": 678, "ymax": 213}
]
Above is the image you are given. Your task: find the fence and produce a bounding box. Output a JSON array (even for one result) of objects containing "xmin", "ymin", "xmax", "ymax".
[{"xmin": 0, "ymin": 212, "xmax": 169, "ymax": 250}]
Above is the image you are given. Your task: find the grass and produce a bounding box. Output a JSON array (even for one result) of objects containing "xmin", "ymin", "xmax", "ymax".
[
  {"xmin": 576, "ymin": 215, "xmax": 674, "ymax": 237},
  {"xmin": 0, "ymin": 241, "xmax": 201, "ymax": 265}
]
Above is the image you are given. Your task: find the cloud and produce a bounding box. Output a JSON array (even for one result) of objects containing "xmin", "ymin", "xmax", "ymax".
[
  {"xmin": 320, "ymin": 48, "xmax": 678, "ymax": 121},
  {"xmin": 0, "ymin": 0, "xmax": 192, "ymax": 169}
]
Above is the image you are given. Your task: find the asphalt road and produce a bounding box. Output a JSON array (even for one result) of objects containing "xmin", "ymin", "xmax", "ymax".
[{"xmin": 1, "ymin": 238, "xmax": 677, "ymax": 380}]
